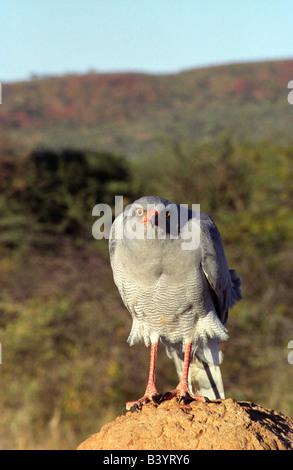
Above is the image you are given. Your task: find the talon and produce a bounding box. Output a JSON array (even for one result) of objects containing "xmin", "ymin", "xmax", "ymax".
[
  {"xmin": 159, "ymin": 386, "xmax": 208, "ymax": 405},
  {"xmin": 152, "ymin": 394, "xmax": 162, "ymax": 405},
  {"xmin": 134, "ymin": 403, "xmax": 141, "ymax": 412},
  {"xmin": 122, "ymin": 401, "xmax": 140, "ymax": 414},
  {"xmin": 182, "ymin": 394, "xmax": 194, "ymax": 405}
]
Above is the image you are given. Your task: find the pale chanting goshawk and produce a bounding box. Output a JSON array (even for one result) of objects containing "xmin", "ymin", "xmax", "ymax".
[{"xmin": 109, "ymin": 196, "xmax": 242, "ymax": 411}]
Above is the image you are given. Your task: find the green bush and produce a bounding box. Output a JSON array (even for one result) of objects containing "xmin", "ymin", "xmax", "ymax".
[{"xmin": 0, "ymin": 148, "xmax": 133, "ymax": 250}]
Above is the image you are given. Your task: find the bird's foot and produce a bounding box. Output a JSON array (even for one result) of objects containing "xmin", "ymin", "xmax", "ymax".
[
  {"xmin": 122, "ymin": 391, "xmax": 162, "ymax": 414},
  {"xmin": 161, "ymin": 385, "xmax": 210, "ymax": 405}
]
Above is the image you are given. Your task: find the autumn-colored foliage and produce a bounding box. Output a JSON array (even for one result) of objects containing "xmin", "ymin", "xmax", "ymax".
[{"xmin": 1, "ymin": 60, "xmax": 293, "ymax": 157}]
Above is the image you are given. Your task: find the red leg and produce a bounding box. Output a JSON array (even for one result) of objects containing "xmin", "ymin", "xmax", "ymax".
[
  {"xmin": 123, "ymin": 342, "xmax": 161, "ymax": 413},
  {"xmin": 162, "ymin": 341, "xmax": 208, "ymax": 404}
]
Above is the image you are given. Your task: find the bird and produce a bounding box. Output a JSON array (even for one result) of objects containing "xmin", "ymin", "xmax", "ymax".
[{"xmin": 109, "ymin": 196, "xmax": 242, "ymax": 412}]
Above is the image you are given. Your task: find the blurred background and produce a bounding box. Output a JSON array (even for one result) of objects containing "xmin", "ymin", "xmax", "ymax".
[{"xmin": 0, "ymin": 0, "xmax": 293, "ymax": 449}]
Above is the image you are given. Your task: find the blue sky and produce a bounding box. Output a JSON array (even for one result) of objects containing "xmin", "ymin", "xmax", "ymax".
[{"xmin": 0, "ymin": 0, "xmax": 292, "ymax": 82}]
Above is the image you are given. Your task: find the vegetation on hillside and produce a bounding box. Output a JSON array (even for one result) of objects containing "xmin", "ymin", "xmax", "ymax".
[{"xmin": 1, "ymin": 60, "xmax": 293, "ymax": 157}]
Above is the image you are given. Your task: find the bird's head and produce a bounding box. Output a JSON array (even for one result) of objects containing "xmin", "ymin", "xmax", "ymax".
[{"xmin": 123, "ymin": 196, "xmax": 176, "ymax": 241}]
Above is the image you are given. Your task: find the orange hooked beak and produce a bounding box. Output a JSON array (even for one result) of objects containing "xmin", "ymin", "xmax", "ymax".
[{"xmin": 140, "ymin": 208, "xmax": 159, "ymax": 227}]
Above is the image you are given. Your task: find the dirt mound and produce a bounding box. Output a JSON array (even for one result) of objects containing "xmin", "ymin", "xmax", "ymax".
[{"xmin": 77, "ymin": 398, "xmax": 293, "ymax": 450}]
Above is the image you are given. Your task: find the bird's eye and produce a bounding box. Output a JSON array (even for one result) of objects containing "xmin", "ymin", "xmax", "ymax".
[{"xmin": 136, "ymin": 208, "xmax": 144, "ymax": 217}]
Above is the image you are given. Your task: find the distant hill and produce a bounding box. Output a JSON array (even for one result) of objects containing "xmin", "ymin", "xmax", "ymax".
[{"xmin": 1, "ymin": 59, "xmax": 293, "ymax": 157}]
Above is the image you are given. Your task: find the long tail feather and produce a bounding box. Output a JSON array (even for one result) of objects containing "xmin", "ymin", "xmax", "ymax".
[
  {"xmin": 171, "ymin": 350, "xmax": 225, "ymax": 400},
  {"xmin": 189, "ymin": 358, "xmax": 225, "ymax": 399}
]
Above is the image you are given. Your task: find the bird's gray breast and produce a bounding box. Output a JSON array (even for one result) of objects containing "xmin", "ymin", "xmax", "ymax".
[{"xmin": 112, "ymin": 238, "xmax": 213, "ymax": 342}]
